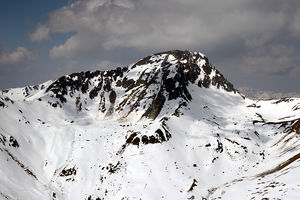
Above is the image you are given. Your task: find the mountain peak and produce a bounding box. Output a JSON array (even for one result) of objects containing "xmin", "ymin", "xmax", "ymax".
[
  {"xmin": 133, "ymin": 50, "xmax": 206, "ymax": 66},
  {"xmin": 131, "ymin": 49, "xmax": 235, "ymax": 92}
]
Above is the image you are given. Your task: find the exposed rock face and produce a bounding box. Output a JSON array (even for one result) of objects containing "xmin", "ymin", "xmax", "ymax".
[{"xmin": 45, "ymin": 50, "xmax": 236, "ymax": 120}]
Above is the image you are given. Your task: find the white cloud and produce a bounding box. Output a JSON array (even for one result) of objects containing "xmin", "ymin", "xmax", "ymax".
[
  {"xmin": 49, "ymin": 34, "xmax": 81, "ymax": 58},
  {"xmin": 30, "ymin": 25, "xmax": 50, "ymax": 41},
  {"xmin": 0, "ymin": 47, "xmax": 37, "ymax": 65},
  {"xmin": 30, "ymin": 0, "xmax": 300, "ymax": 60}
]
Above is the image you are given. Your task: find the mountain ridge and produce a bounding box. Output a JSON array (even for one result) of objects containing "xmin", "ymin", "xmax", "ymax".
[{"xmin": 42, "ymin": 50, "xmax": 238, "ymax": 121}]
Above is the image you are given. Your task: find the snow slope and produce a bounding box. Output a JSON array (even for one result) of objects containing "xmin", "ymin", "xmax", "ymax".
[{"xmin": 0, "ymin": 50, "xmax": 299, "ymax": 200}]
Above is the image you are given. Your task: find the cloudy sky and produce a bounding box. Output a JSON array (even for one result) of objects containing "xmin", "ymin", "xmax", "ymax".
[{"xmin": 0, "ymin": 0, "xmax": 299, "ymax": 95}]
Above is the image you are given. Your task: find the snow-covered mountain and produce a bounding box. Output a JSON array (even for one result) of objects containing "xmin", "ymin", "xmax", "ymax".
[{"xmin": 0, "ymin": 50, "xmax": 299, "ymax": 200}]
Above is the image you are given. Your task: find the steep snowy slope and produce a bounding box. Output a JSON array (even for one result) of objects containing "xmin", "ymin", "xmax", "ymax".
[{"xmin": 0, "ymin": 50, "xmax": 299, "ymax": 200}]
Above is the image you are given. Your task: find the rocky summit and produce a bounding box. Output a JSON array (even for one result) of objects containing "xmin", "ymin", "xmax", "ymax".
[{"xmin": 0, "ymin": 50, "xmax": 300, "ymax": 200}]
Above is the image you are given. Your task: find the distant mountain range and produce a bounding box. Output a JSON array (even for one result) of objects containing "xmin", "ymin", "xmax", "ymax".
[{"xmin": 238, "ymin": 87, "xmax": 300, "ymax": 100}]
